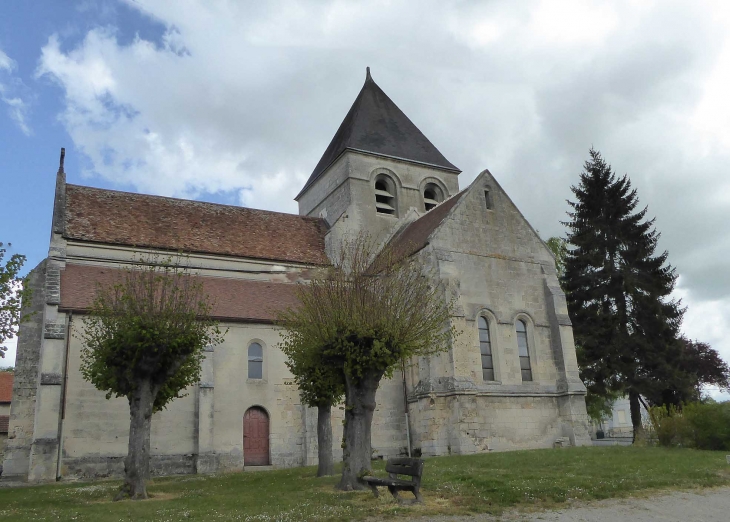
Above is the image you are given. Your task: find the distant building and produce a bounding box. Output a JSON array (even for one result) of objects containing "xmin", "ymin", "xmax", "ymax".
[
  {"xmin": 2, "ymin": 69, "xmax": 591, "ymax": 483},
  {"xmin": 594, "ymin": 397, "xmax": 633, "ymax": 439},
  {"xmin": 0, "ymin": 371, "xmax": 13, "ymax": 460}
]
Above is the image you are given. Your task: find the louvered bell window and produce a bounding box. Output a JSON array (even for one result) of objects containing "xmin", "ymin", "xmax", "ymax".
[
  {"xmin": 516, "ymin": 320, "xmax": 532, "ymax": 382},
  {"xmin": 478, "ymin": 316, "xmax": 495, "ymax": 381},
  {"xmin": 423, "ymin": 183, "xmax": 444, "ymax": 211},
  {"xmin": 374, "ymin": 176, "xmax": 396, "ymax": 215}
]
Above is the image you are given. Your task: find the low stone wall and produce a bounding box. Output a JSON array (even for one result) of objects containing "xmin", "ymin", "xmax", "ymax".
[
  {"xmin": 62, "ymin": 454, "xmax": 195, "ymax": 480},
  {"xmin": 411, "ymin": 393, "xmax": 583, "ymax": 456}
]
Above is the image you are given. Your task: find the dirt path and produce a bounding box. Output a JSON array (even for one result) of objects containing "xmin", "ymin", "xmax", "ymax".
[{"xmin": 411, "ymin": 487, "xmax": 730, "ymax": 521}]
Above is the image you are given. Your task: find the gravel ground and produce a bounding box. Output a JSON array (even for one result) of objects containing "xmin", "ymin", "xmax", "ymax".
[{"xmin": 410, "ymin": 487, "xmax": 730, "ymax": 521}]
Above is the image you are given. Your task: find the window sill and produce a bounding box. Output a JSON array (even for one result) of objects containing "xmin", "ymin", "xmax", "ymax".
[{"xmin": 246, "ymin": 378, "xmax": 268, "ymax": 385}]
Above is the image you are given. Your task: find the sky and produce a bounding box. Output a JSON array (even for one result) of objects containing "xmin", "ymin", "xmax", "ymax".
[{"xmin": 0, "ymin": 0, "xmax": 728, "ymax": 399}]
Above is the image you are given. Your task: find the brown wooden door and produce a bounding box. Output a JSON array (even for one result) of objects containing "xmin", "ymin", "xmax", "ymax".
[{"xmin": 243, "ymin": 407, "xmax": 270, "ymax": 466}]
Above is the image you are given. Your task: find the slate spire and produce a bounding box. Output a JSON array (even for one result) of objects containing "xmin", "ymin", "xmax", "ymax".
[{"xmin": 296, "ymin": 68, "xmax": 459, "ymax": 200}]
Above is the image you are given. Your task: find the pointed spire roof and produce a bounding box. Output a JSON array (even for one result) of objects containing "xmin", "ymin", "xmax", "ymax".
[{"xmin": 296, "ymin": 68, "xmax": 460, "ymax": 200}]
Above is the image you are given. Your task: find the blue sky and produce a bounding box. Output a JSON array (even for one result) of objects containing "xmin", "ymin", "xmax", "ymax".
[
  {"xmin": 1, "ymin": 1, "xmax": 729, "ymax": 400},
  {"xmin": 0, "ymin": 1, "xmax": 165, "ymax": 267}
]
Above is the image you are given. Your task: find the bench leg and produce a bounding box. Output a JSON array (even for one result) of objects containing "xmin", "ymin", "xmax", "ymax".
[
  {"xmin": 413, "ymin": 487, "xmax": 423, "ymax": 504},
  {"xmin": 387, "ymin": 486, "xmax": 400, "ymax": 501},
  {"xmin": 369, "ymin": 484, "xmax": 379, "ymax": 498}
]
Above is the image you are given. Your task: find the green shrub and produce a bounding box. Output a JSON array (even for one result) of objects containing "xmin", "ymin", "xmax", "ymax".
[
  {"xmin": 649, "ymin": 401, "xmax": 730, "ymax": 450},
  {"xmin": 648, "ymin": 405, "xmax": 689, "ymax": 447},
  {"xmin": 683, "ymin": 401, "xmax": 730, "ymax": 451}
]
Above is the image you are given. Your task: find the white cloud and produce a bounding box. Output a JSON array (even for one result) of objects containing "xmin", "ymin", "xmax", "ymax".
[
  {"xmin": 0, "ymin": 47, "xmax": 32, "ymax": 136},
  {"xmin": 0, "ymin": 48, "xmax": 14, "ymax": 72},
  {"xmin": 35, "ymin": 0, "xmax": 730, "ymax": 377}
]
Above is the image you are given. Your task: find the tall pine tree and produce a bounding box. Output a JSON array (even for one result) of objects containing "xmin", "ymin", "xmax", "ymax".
[{"xmin": 563, "ymin": 149, "xmax": 684, "ymax": 440}]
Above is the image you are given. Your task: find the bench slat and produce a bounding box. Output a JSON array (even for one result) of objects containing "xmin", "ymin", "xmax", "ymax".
[{"xmin": 385, "ymin": 457, "xmax": 424, "ymax": 478}]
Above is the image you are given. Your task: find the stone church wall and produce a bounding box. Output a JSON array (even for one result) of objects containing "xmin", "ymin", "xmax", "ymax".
[
  {"xmin": 51, "ymin": 318, "xmax": 410, "ymax": 479},
  {"xmin": 0, "ymin": 260, "xmax": 46, "ymax": 480},
  {"xmin": 405, "ymin": 169, "xmax": 591, "ymax": 453}
]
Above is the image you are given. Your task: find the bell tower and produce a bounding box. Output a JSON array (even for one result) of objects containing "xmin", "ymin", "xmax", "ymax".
[{"xmin": 296, "ymin": 68, "xmax": 461, "ymax": 244}]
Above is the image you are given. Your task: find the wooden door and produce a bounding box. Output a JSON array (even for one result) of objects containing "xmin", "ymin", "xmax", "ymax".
[{"xmin": 243, "ymin": 407, "xmax": 270, "ymax": 466}]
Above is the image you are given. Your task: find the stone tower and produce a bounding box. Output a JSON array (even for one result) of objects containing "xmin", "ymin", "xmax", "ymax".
[{"xmin": 296, "ymin": 68, "xmax": 461, "ymax": 246}]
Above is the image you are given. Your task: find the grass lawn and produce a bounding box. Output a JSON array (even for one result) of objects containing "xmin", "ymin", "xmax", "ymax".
[{"xmin": 1, "ymin": 446, "xmax": 728, "ymax": 521}]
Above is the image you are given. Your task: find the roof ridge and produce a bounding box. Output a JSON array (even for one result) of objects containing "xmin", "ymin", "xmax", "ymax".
[
  {"xmin": 387, "ymin": 189, "xmax": 467, "ymax": 258},
  {"xmin": 66, "ymin": 184, "xmax": 325, "ymax": 223}
]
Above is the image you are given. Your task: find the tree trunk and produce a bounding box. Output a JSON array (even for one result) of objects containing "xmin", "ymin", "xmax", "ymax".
[
  {"xmin": 115, "ymin": 379, "xmax": 154, "ymax": 500},
  {"xmin": 336, "ymin": 371, "xmax": 382, "ymax": 491},
  {"xmin": 629, "ymin": 388, "xmax": 644, "ymax": 443},
  {"xmin": 317, "ymin": 403, "xmax": 334, "ymax": 477}
]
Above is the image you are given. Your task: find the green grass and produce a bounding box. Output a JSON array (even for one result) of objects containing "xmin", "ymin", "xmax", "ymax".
[{"xmin": 1, "ymin": 446, "xmax": 728, "ymax": 521}]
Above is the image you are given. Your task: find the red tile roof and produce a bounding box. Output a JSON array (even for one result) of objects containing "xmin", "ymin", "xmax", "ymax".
[
  {"xmin": 388, "ymin": 192, "xmax": 465, "ymax": 258},
  {"xmin": 0, "ymin": 415, "xmax": 9, "ymax": 434},
  {"xmin": 0, "ymin": 372, "xmax": 13, "ymax": 403},
  {"xmin": 63, "ymin": 185, "xmax": 330, "ymax": 266},
  {"xmin": 59, "ymin": 264, "xmax": 301, "ymax": 323}
]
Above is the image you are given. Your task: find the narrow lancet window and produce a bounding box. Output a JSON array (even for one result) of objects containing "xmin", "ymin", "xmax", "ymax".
[
  {"xmin": 478, "ymin": 316, "xmax": 495, "ymax": 381},
  {"xmin": 516, "ymin": 320, "xmax": 532, "ymax": 382},
  {"xmin": 248, "ymin": 342, "xmax": 263, "ymax": 379}
]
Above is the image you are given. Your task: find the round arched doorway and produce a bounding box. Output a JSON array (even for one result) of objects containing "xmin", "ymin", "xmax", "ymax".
[{"xmin": 243, "ymin": 406, "xmax": 270, "ymax": 466}]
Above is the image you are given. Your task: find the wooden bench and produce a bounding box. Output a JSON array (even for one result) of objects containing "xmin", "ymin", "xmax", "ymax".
[{"xmin": 362, "ymin": 457, "xmax": 425, "ymax": 503}]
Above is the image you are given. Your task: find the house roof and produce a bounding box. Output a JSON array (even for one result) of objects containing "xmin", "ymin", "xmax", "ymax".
[
  {"xmin": 297, "ymin": 69, "xmax": 459, "ymax": 199},
  {"xmin": 63, "ymin": 185, "xmax": 330, "ymax": 266},
  {"xmin": 387, "ymin": 191, "xmax": 465, "ymax": 258},
  {"xmin": 59, "ymin": 264, "xmax": 301, "ymax": 323},
  {"xmin": 0, "ymin": 372, "xmax": 13, "ymax": 403}
]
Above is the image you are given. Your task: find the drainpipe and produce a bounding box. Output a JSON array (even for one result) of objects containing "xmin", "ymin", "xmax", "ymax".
[
  {"xmin": 401, "ymin": 359, "xmax": 412, "ymax": 457},
  {"xmin": 56, "ymin": 312, "xmax": 72, "ymax": 480}
]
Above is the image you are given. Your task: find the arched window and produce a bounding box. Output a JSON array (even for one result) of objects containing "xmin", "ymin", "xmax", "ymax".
[
  {"xmin": 423, "ymin": 183, "xmax": 444, "ymax": 211},
  {"xmin": 248, "ymin": 342, "xmax": 263, "ymax": 379},
  {"xmin": 478, "ymin": 316, "xmax": 494, "ymax": 381},
  {"xmin": 516, "ymin": 320, "xmax": 532, "ymax": 382},
  {"xmin": 374, "ymin": 174, "xmax": 397, "ymax": 215}
]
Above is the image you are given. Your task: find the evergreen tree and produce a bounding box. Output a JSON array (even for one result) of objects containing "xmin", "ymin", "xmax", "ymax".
[{"xmin": 563, "ymin": 149, "xmax": 684, "ymax": 441}]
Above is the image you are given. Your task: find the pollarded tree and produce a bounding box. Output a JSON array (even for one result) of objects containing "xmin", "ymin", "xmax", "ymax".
[
  {"xmin": 563, "ymin": 149, "xmax": 684, "ymax": 441},
  {"xmin": 79, "ymin": 257, "xmax": 225, "ymax": 500},
  {"xmin": 1, "ymin": 242, "xmax": 31, "ymax": 358},
  {"xmin": 279, "ymin": 235, "xmax": 456, "ymax": 491},
  {"xmin": 278, "ymin": 326, "xmax": 344, "ymax": 477}
]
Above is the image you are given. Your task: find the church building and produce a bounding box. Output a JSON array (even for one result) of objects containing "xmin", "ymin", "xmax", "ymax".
[{"xmin": 2, "ymin": 69, "xmax": 590, "ymax": 483}]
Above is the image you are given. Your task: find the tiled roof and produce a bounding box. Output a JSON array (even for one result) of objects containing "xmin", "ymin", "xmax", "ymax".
[
  {"xmin": 60, "ymin": 264, "xmax": 301, "ymax": 323},
  {"xmin": 388, "ymin": 192, "xmax": 465, "ymax": 258},
  {"xmin": 0, "ymin": 372, "xmax": 13, "ymax": 403},
  {"xmin": 63, "ymin": 185, "xmax": 330, "ymax": 266},
  {"xmin": 0, "ymin": 415, "xmax": 9, "ymax": 434},
  {"xmin": 298, "ymin": 69, "xmax": 459, "ymax": 199}
]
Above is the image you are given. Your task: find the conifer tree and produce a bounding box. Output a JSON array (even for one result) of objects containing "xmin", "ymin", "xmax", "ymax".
[{"xmin": 563, "ymin": 149, "xmax": 684, "ymax": 441}]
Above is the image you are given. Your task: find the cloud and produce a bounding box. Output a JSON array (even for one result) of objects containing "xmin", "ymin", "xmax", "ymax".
[
  {"xmin": 35, "ymin": 1, "xmax": 730, "ymax": 319},
  {"xmin": 0, "ymin": 47, "xmax": 32, "ymax": 136},
  {"xmin": 0, "ymin": 49, "xmax": 14, "ymax": 72}
]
